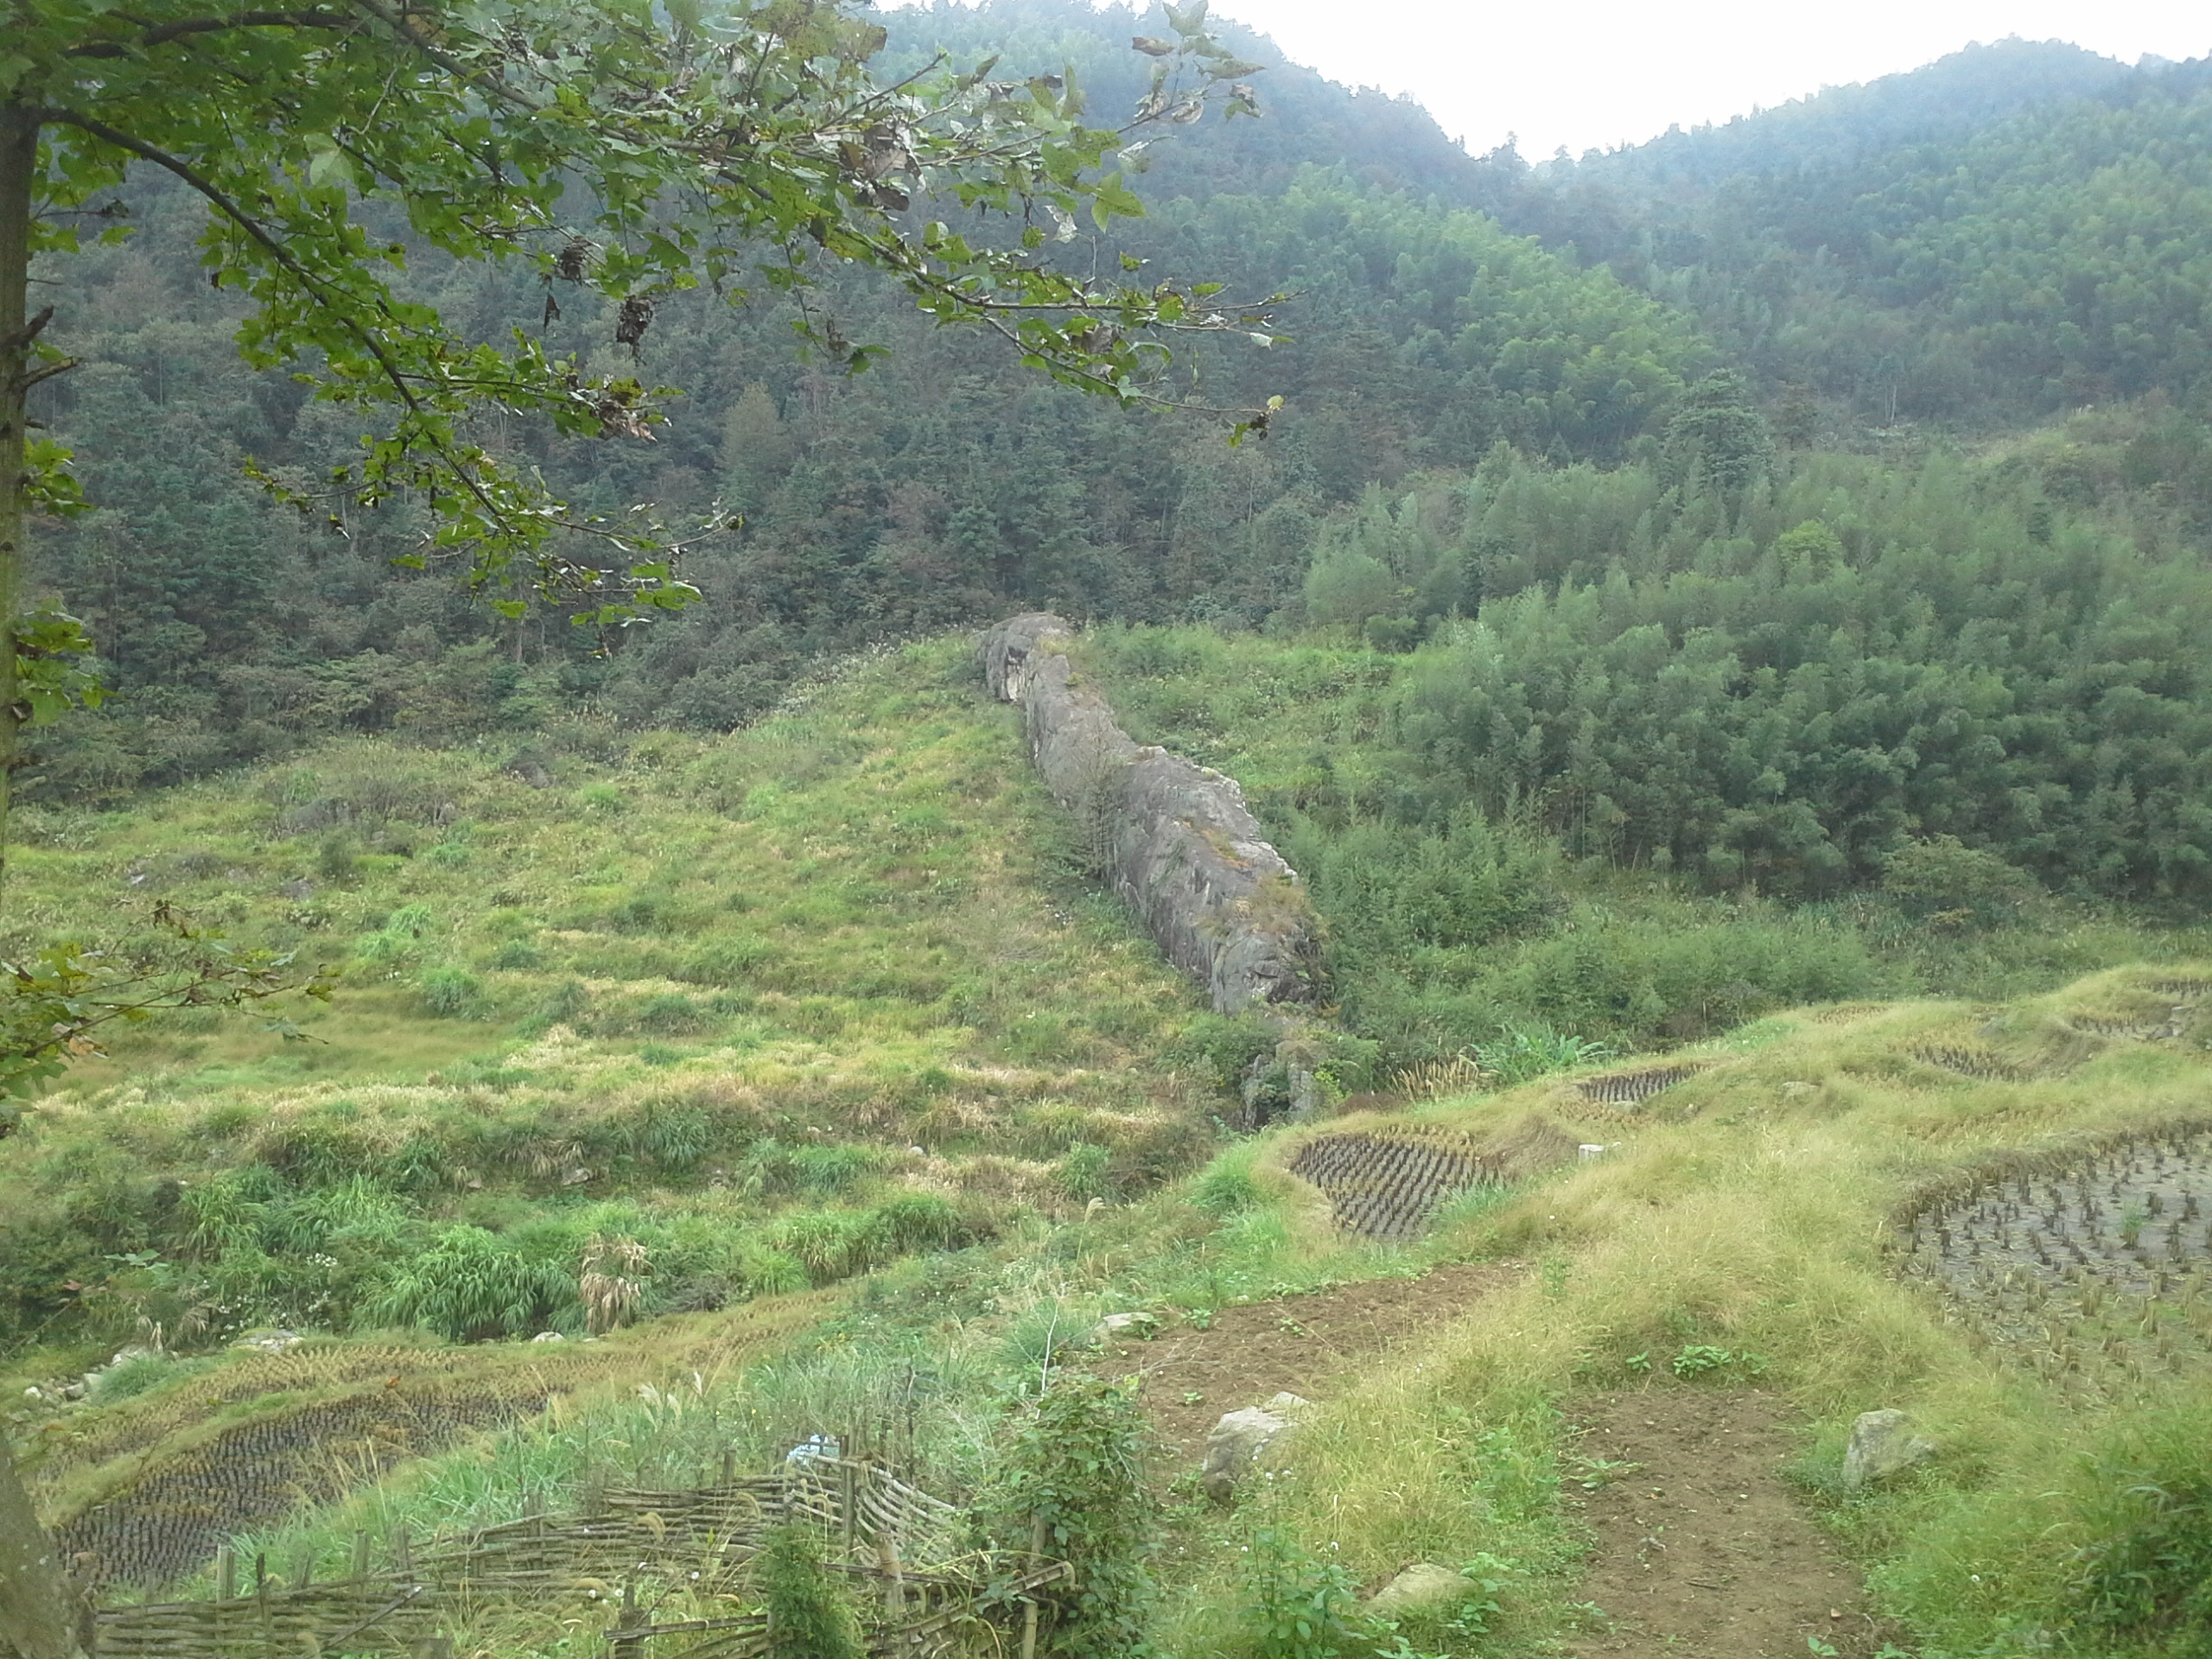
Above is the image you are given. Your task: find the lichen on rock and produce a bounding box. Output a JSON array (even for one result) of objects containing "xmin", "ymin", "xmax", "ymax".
[{"xmin": 980, "ymin": 613, "xmax": 1319, "ymax": 1017}]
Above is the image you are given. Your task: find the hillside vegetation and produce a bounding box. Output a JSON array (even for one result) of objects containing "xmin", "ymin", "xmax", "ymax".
[
  {"xmin": 15, "ymin": 9, "xmax": 2212, "ymax": 1658},
  {"xmin": 35, "ymin": 968, "xmax": 2212, "ymax": 1659},
  {"xmin": 1, "ymin": 640, "xmax": 1224, "ymax": 1362},
  {"xmin": 1484, "ymin": 43, "xmax": 2212, "ymax": 425},
  {"xmin": 1076, "ymin": 432, "xmax": 2212, "ymax": 1060}
]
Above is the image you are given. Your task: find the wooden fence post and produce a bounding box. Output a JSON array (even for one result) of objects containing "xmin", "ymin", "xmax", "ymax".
[
  {"xmin": 215, "ymin": 1546, "xmax": 236, "ymax": 1600},
  {"xmin": 609, "ymin": 1578, "xmax": 643, "ymax": 1659},
  {"xmin": 352, "ymin": 1531, "xmax": 371, "ymax": 1580},
  {"xmin": 1020, "ymin": 1512, "xmax": 1046, "ymax": 1659},
  {"xmin": 840, "ymin": 1461, "xmax": 856, "ymax": 1558}
]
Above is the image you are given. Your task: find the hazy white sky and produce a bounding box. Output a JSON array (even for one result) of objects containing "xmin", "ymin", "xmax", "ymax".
[{"xmin": 1205, "ymin": 0, "xmax": 2211, "ymax": 160}]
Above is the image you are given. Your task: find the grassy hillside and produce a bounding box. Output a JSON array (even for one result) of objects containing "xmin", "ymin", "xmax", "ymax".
[
  {"xmin": 41, "ymin": 965, "xmax": 2210, "ymax": 1658},
  {"xmin": 0, "ymin": 639, "xmax": 1224, "ymax": 1367},
  {"xmin": 11, "ymin": 628, "xmax": 2212, "ymax": 1656}
]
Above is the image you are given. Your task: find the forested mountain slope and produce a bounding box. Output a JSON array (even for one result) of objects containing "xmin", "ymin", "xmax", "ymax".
[
  {"xmin": 879, "ymin": 0, "xmax": 1487, "ymax": 203},
  {"xmin": 28, "ymin": 5, "xmax": 1710, "ymax": 799},
  {"xmin": 1477, "ymin": 41, "xmax": 2212, "ymax": 424}
]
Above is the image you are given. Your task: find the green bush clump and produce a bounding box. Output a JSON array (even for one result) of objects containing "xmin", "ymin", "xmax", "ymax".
[
  {"xmin": 1235, "ymin": 1525, "xmax": 1367, "ymax": 1659},
  {"xmin": 364, "ymin": 1224, "xmax": 576, "ymax": 1341},
  {"xmin": 88, "ymin": 1348, "xmax": 188, "ymax": 1405},
  {"xmin": 1883, "ymin": 834, "xmax": 2042, "ymax": 924},
  {"xmin": 1287, "ymin": 811, "xmax": 1560, "ymax": 952},
  {"xmin": 990, "ymin": 1375, "xmax": 1156, "ymax": 1659},
  {"xmin": 1057, "ymin": 1143, "xmax": 1114, "ymax": 1202},
  {"xmin": 354, "ymin": 902, "xmax": 435, "ymax": 967},
  {"xmin": 316, "ymin": 835, "xmax": 359, "ymax": 885},
  {"xmin": 1173, "ymin": 1014, "xmax": 1281, "ymax": 1096},
  {"xmin": 771, "ymin": 1211, "xmax": 883, "ymax": 1284},
  {"xmin": 525, "ymin": 980, "xmax": 593, "ymax": 1033},
  {"xmin": 636, "ymin": 992, "xmax": 711, "ymax": 1035},
  {"xmin": 613, "ymin": 1099, "xmax": 719, "ymax": 1170},
  {"xmin": 419, "ymin": 966, "xmax": 486, "ymax": 1018},
  {"xmin": 1471, "ymin": 1023, "xmax": 1611, "ymax": 1085},
  {"xmin": 758, "ymin": 1522, "xmax": 863, "ymax": 1659},
  {"xmin": 1192, "ymin": 1154, "xmax": 1262, "ymax": 1217}
]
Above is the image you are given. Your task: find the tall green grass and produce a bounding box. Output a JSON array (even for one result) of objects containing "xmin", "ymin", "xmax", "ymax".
[{"xmin": 2, "ymin": 640, "xmax": 1217, "ymax": 1361}]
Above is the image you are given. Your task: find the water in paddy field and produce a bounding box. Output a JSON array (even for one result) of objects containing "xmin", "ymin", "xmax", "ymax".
[{"xmin": 1900, "ymin": 1128, "xmax": 2212, "ymax": 1389}]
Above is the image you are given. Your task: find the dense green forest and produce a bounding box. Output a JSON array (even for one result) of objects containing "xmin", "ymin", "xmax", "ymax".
[
  {"xmin": 1475, "ymin": 41, "xmax": 2212, "ymax": 425},
  {"xmin": 23, "ymin": 1, "xmax": 2212, "ymax": 953}
]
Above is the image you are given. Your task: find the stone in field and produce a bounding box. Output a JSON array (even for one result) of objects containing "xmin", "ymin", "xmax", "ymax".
[
  {"xmin": 1367, "ymin": 1562, "xmax": 1473, "ymax": 1616},
  {"xmin": 1199, "ymin": 1393, "xmax": 1312, "ymax": 1503},
  {"xmin": 1842, "ymin": 1408, "xmax": 1936, "ymax": 1490}
]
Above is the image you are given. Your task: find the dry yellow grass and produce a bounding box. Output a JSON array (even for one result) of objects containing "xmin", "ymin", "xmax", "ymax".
[{"xmin": 1158, "ymin": 967, "xmax": 2212, "ymax": 1654}]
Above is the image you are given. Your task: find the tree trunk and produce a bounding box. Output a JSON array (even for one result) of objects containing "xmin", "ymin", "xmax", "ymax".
[
  {"xmin": 0, "ymin": 1433, "xmax": 86, "ymax": 1659},
  {"xmin": 0, "ymin": 105, "xmax": 79, "ymax": 1659},
  {"xmin": 0, "ymin": 97, "xmax": 34, "ymax": 878}
]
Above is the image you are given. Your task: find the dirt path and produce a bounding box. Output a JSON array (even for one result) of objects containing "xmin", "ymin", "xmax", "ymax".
[
  {"xmin": 1562, "ymin": 1387, "xmax": 1897, "ymax": 1658},
  {"xmin": 1099, "ymin": 1261, "xmax": 1523, "ymax": 1467}
]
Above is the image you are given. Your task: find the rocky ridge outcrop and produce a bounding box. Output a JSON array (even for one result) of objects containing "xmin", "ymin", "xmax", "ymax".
[{"xmin": 981, "ymin": 613, "xmax": 1319, "ymax": 1016}]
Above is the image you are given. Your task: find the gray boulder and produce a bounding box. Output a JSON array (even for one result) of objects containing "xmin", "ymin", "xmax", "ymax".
[
  {"xmin": 1367, "ymin": 1562, "xmax": 1473, "ymax": 1617},
  {"xmin": 1199, "ymin": 1392, "xmax": 1311, "ymax": 1503},
  {"xmin": 979, "ymin": 613, "xmax": 1318, "ymax": 1015},
  {"xmin": 1842, "ymin": 1408, "xmax": 1936, "ymax": 1491},
  {"xmin": 1084, "ymin": 1311, "xmax": 1160, "ymax": 1347}
]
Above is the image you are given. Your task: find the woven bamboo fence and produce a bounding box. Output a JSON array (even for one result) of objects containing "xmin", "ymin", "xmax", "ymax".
[{"xmin": 88, "ymin": 1451, "xmax": 1061, "ymax": 1659}]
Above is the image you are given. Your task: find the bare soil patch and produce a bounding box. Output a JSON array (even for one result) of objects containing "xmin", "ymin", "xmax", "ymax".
[
  {"xmin": 1106, "ymin": 1260, "xmax": 1524, "ymax": 1467},
  {"xmin": 1562, "ymin": 1386, "xmax": 1899, "ymax": 1658}
]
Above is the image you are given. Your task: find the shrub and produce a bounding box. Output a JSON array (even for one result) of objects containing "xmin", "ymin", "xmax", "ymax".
[
  {"xmin": 772, "ymin": 1211, "xmax": 880, "ymax": 1283},
  {"xmin": 364, "ymin": 1224, "xmax": 575, "ymax": 1340},
  {"xmin": 871, "ymin": 1193, "xmax": 969, "ymax": 1253},
  {"xmin": 1173, "ymin": 1013, "xmax": 1281, "ymax": 1096},
  {"xmin": 526, "ymin": 980, "xmax": 593, "ymax": 1033},
  {"xmin": 1363, "ymin": 613, "xmax": 1423, "ymax": 653},
  {"xmin": 1471, "ymin": 1023, "xmax": 1611, "ymax": 1085},
  {"xmin": 1056, "ymin": 1142, "xmax": 1114, "ymax": 1202},
  {"xmin": 419, "ymin": 966, "xmax": 486, "ymax": 1018},
  {"xmin": 620, "ymin": 1099, "xmax": 716, "ymax": 1170},
  {"xmin": 990, "ymin": 1375, "xmax": 1156, "ymax": 1659},
  {"xmin": 1236, "ymin": 1525, "xmax": 1366, "ymax": 1659},
  {"xmin": 785, "ymin": 1142, "xmax": 874, "ymax": 1197},
  {"xmin": 317, "ymin": 835, "xmax": 359, "ymax": 885},
  {"xmin": 1192, "ymin": 1158, "xmax": 1262, "ymax": 1217},
  {"xmin": 355, "ymin": 901, "xmax": 436, "ymax": 968},
  {"xmin": 637, "ymin": 991, "xmax": 711, "ymax": 1034},
  {"xmin": 89, "ymin": 1348, "xmax": 183, "ymax": 1406},
  {"xmin": 1883, "ymin": 834, "xmax": 2042, "ymax": 922},
  {"xmin": 758, "ymin": 1522, "xmax": 862, "ymax": 1659}
]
